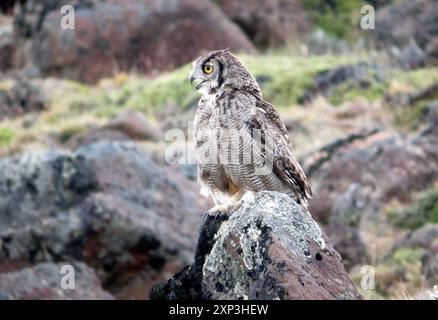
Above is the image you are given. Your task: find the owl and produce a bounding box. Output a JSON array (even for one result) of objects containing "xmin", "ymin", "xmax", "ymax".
[{"xmin": 189, "ymin": 50, "xmax": 312, "ymax": 213}]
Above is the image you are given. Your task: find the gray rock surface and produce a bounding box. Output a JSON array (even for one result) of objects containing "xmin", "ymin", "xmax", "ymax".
[
  {"xmin": 151, "ymin": 191, "xmax": 363, "ymax": 300},
  {"xmin": 0, "ymin": 262, "xmax": 114, "ymax": 300},
  {"xmin": 0, "ymin": 140, "xmax": 206, "ymax": 299}
]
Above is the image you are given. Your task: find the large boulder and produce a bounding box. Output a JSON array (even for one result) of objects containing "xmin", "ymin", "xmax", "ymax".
[
  {"xmin": 375, "ymin": 0, "xmax": 438, "ymax": 66},
  {"xmin": 14, "ymin": 0, "xmax": 256, "ymax": 83},
  {"xmin": 151, "ymin": 191, "xmax": 363, "ymax": 300},
  {"xmin": 0, "ymin": 262, "xmax": 114, "ymax": 300},
  {"xmin": 0, "ymin": 141, "xmax": 207, "ymax": 299},
  {"xmin": 216, "ymin": 0, "xmax": 311, "ymax": 48}
]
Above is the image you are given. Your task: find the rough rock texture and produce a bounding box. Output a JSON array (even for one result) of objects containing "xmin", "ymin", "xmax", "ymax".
[
  {"xmin": 151, "ymin": 191, "xmax": 363, "ymax": 300},
  {"xmin": 216, "ymin": 0, "xmax": 311, "ymax": 48},
  {"xmin": 375, "ymin": 0, "xmax": 438, "ymax": 66},
  {"xmin": 14, "ymin": 0, "xmax": 256, "ymax": 83},
  {"xmin": 0, "ymin": 78, "xmax": 46, "ymax": 120},
  {"xmin": 306, "ymin": 129, "xmax": 438, "ymax": 224},
  {"xmin": 0, "ymin": 262, "xmax": 114, "ymax": 300},
  {"xmin": 0, "ymin": 141, "xmax": 206, "ymax": 299}
]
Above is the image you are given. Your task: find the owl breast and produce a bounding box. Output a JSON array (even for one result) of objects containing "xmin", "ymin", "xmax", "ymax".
[{"xmin": 193, "ymin": 91, "xmax": 291, "ymax": 204}]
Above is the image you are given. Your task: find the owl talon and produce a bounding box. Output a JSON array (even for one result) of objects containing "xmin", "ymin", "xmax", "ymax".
[{"xmin": 203, "ymin": 203, "xmax": 234, "ymax": 223}]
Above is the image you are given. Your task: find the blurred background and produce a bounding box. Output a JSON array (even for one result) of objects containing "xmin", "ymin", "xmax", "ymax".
[{"xmin": 0, "ymin": 0, "xmax": 437, "ymax": 300}]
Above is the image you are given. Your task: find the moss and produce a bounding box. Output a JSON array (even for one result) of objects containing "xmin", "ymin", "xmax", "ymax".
[
  {"xmin": 388, "ymin": 188, "xmax": 438, "ymax": 230},
  {"xmin": 0, "ymin": 127, "xmax": 15, "ymax": 147}
]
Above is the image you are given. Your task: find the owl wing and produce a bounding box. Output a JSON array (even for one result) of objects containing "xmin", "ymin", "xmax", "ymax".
[{"xmin": 248, "ymin": 99, "xmax": 312, "ymax": 200}]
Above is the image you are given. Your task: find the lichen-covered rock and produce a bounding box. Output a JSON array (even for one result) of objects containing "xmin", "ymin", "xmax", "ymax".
[
  {"xmin": 0, "ymin": 262, "xmax": 114, "ymax": 300},
  {"xmin": 0, "ymin": 141, "xmax": 206, "ymax": 299},
  {"xmin": 151, "ymin": 191, "xmax": 363, "ymax": 300}
]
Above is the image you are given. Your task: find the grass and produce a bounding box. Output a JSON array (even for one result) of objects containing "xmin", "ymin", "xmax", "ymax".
[
  {"xmin": 0, "ymin": 127, "xmax": 15, "ymax": 148},
  {"xmin": 388, "ymin": 188, "xmax": 438, "ymax": 230},
  {"xmin": 2, "ymin": 53, "xmax": 437, "ymax": 154},
  {"xmin": 302, "ymin": 0, "xmax": 366, "ymax": 39}
]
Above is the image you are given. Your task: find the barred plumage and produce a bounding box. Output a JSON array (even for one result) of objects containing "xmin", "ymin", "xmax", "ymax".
[{"xmin": 189, "ymin": 50, "xmax": 312, "ymax": 212}]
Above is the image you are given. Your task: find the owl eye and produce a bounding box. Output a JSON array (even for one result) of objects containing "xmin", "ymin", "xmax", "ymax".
[{"xmin": 203, "ymin": 65, "xmax": 214, "ymax": 74}]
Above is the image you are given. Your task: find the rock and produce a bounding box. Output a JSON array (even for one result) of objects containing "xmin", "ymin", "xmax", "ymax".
[
  {"xmin": 216, "ymin": 0, "xmax": 311, "ymax": 48},
  {"xmin": 14, "ymin": 0, "xmax": 256, "ymax": 83},
  {"xmin": 0, "ymin": 0, "xmax": 25, "ymax": 15},
  {"xmin": 422, "ymin": 252, "xmax": 438, "ymax": 286},
  {"xmin": 298, "ymin": 62, "xmax": 387, "ymax": 104},
  {"xmin": 324, "ymin": 224, "xmax": 369, "ymax": 271},
  {"xmin": 0, "ymin": 262, "xmax": 114, "ymax": 300},
  {"xmin": 390, "ymin": 40, "xmax": 426, "ymax": 70},
  {"xmin": 0, "ymin": 141, "xmax": 207, "ymax": 299},
  {"xmin": 0, "ymin": 78, "xmax": 46, "ymax": 120},
  {"xmin": 151, "ymin": 191, "xmax": 363, "ymax": 300},
  {"xmin": 402, "ymin": 224, "xmax": 438, "ymax": 252},
  {"xmin": 375, "ymin": 0, "xmax": 438, "ymax": 66},
  {"xmin": 68, "ymin": 129, "xmax": 132, "ymax": 147},
  {"xmin": 104, "ymin": 109, "xmax": 162, "ymax": 142},
  {"xmin": 425, "ymin": 37, "xmax": 438, "ymax": 66},
  {"xmin": 0, "ymin": 31, "xmax": 17, "ymax": 71},
  {"xmin": 397, "ymin": 224, "xmax": 438, "ymax": 287},
  {"xmin": 306, "ymin": 130, "xmax": 438, "ymax": 224}
]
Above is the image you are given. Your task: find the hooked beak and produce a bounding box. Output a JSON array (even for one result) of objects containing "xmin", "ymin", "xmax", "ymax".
[{"xmin": 189, "ymin": 76, "xmax": 206, "ymax": 90}]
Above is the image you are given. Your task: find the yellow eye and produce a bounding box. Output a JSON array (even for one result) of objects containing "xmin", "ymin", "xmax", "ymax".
[{"xmin": 203, "ymin": 65, "xmax": 214, "ymax": 74}]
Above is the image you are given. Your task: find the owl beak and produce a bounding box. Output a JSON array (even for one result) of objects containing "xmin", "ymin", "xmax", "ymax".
[
  {"xmin": 189, "ymin": 75, "xmax": 196, "ymax": 86},
  {"xmin": 189, "ymin": 76, "xmax": 206, "ymax": 90}
]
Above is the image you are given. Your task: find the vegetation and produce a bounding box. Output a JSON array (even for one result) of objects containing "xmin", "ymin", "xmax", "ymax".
[
  {"xmin": 302, "ymin": 0, "xmax": 366, "ymax": 39},
  {"xmin": 388, "ymin": 188, "xmax": 438, "ymax": 230},
  {"xmin": 0, "ymin": 127, "xmax": 14, "ymax": 148}
]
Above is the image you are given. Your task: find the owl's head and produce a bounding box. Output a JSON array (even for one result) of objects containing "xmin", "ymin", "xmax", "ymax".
[{"xmin": 189, "ymin": 49, "xmax": 261, "ymax": 97}]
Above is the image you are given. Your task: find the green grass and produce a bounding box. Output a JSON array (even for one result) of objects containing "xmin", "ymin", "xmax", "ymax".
[
  {"xmin": 52, "ymin": 54, "xmax": 359, "ymax": 121},
  {"xmin": 20, "ymin": 54, "xmax": 438, "ymax": 147},
  {"xmin": 302, "ymin": 0, "xmax": 366, "ymax": 39},
  {"xmin": 388, "ymin": 188, "xmax": 438, "ymax": 230},
  {"xmin": 0, "ymin": 127, "xmax": 15, "ymax": 147},
  {"xmin": 392, "ymin": 248, "xmax": 425, "ymax": 265}
]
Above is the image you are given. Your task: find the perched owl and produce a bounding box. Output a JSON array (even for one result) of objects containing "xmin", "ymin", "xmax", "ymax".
[{"xmin": 189, "ymin": 50, "xmax": 312, "ymax": 213}]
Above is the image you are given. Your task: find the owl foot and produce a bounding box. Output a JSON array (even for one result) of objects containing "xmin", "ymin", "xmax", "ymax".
[{"xmin": 202, "ymin": 203, "xmax": 235, "ymax": 223}]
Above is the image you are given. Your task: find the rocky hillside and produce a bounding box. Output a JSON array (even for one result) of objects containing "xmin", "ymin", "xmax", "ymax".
[{"xmin": 0, "ymin": 0, "xmax": 437, "ymax": 300}]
